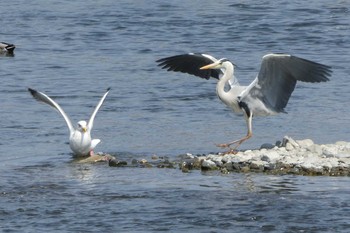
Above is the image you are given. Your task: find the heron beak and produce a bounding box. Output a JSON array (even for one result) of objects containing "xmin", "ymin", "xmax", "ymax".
[{"xmin": 200, "ymin": 63, "xmax": 218, "ymax": 70}]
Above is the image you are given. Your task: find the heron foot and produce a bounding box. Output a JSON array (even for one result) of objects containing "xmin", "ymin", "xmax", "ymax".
[
  {"xmin": 222, "ymin": 149, "xmax": 238, "ymax": 155},
  {"xmin": 215, "ymin": 143, "xmax": 239, "ymax": 155},
  {"xmin": 215, "ymin": 143, "xmax": 231, "ymax": 148}
]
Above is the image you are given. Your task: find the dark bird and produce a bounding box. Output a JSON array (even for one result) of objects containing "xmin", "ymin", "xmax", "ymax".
[{"xmin": 0, "ymin": 42, "xmax": 15, "ymax": 56}]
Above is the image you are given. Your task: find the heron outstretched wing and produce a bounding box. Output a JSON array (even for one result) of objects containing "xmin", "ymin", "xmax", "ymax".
[
  {"xmin": 28, "ymin": 88, "xmax": 75, "ymax": 134},
  {"xmin": 243, "ymin": 54, "xmax": 332, "ymax": 113},
  {"xmin": 87, "ymin": 88, "xmax": 111, "ymax": 131},
  {"xmin": 157, "ymin": 53, "xmax": 222, "ymax": 80}
]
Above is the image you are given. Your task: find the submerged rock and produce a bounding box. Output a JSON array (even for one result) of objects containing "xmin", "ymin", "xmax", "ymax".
[
  {"xmin": 76, "ymin": 154, "xmax": 116, "ymax": 163},
  {"xmin": 108, "ymin": 158, "xmax": 128, "ymax": 167}
]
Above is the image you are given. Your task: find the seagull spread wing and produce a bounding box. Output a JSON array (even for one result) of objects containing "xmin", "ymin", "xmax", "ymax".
[
  {"xmin": 157, "ymin": 53, "xmax": 222, "ymax": 80},
  {"xmin": 87, "ymin": 88, "xmax": 111, "ymax": 131},
  {"xmin": 28, "ymin": 88, "xmax": 75, "ymax": 134},
  {"xmin": 242, "ymin": 54, "xmax": 332, "ymax": 113}
]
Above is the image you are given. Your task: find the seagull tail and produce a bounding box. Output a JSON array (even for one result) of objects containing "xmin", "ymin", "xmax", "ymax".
[{"xmin": 91, "ymin": 139, "xmax": 101, "ymax": 150}]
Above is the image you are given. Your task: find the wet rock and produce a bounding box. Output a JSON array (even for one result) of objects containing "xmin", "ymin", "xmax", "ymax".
[
  {"xmin": 220, "ymin": 167, "xmax": 230, "ymax": 174},
  {"xmin": 240, "ymin": 166, "xmax": 250, "ymax": 173},
  {"xmin": 108, "ymin": 159, "xmax": 128, "ymax": 167},
  {"xmin": 223, "ymin": 162, "xmax": 234, "ymax": 171},
  {"xmin": 76, "ymin": 154, "xmax": 115, "ymax": 163},
  {"xmin": 178, "ymin": 153, "xmax": 195, "ymax": 160},
  {"xmin": 263, "ymin": 163, "xmax": 277, "ymax": 171},
  {"xmin": 180, "ymin": 159, "xmax": 195, "ymax": 172},
  {"xmin": 139, "ymin": 159, "xmax": 148, "ymax": 164},
  {"xmin": 131, "ymin": 159, "xmax": 138, "ymax": 165},
  {"xmin": 193, "ymin": 157, "xmax": 205, "ymax": 169},
  {"xmin": 249, "ymin": 161, "xmax": 265, "ymax": 172},
  {"xmin": 232, "ymin": 163, "xmax": 241, "ymax": 171},
  {"xmin": 157, "ymin": 159, "xmax": 175, "ymax": 168},
  {"xmin": 130, "ymin": 158, "xmax": 153, "ymax": 168}
]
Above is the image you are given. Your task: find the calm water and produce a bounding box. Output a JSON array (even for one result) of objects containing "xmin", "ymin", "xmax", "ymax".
[{"xmin": 1, "ymin": 0, "xmax": 350, "ymax": 232}]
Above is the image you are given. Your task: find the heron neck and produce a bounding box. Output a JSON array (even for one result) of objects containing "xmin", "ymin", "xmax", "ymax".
[{"xmin": 216, "ymin": 62, "xmax": 236, "ymax": 96}]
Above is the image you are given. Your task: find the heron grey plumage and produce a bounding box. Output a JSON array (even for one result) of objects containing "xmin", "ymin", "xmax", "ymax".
[
  {"xmin": 157, "ymin": 53, "xmax": 332, "ymax": 152},
  {"xmin": 28, "ymin": 88, "xmax": 110, "ymax": 156}
]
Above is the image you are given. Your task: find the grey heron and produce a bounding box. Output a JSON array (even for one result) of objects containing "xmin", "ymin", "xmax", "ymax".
[
  {"xmin": 157, "ymin": 53, "xmax": 332, "ymax": 152},
  {"xmin": 28, "ymin": 88, "xmax": 110, "ymax": 156}
]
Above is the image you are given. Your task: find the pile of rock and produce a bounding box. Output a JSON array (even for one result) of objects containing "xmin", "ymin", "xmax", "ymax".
[{"xmin": 185, "ymin": 136, "xmax": 350, "ymax": 176}]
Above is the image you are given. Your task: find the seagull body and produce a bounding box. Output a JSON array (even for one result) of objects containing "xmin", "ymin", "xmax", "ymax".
[
  {"xmin": 0, "ymin": 42, "xmax": 15, "ymax": 55},
  {"xmin": 28, "ymin": 88, "xmax": 110, "ymax": 156},
  {"xmin": 157, "ymin": 53, "xmax": 332, "ymax": 152}
]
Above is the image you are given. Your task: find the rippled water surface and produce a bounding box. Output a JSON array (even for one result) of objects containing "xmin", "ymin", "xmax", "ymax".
[{"xmin": 1, "ymin": 0, "xmax": 350, "ymax": 232}]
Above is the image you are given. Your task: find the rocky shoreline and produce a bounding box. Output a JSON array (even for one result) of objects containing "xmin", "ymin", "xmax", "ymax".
[{"xmin": 76, "ymin": 136, "xmax": 350, "ymax": 176}]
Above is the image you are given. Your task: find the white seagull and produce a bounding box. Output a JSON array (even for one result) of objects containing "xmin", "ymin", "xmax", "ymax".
[
  {"xmin": 28, "ymin": 88, "xmax": 111, "ymax": 156},
  {"xmin": 157, "ymin": 53, "xmax": 332, "ymax": 152}
]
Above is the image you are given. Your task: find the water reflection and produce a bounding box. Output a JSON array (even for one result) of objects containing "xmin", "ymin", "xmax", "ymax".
[
  {"xmin": 68, "ymin": 163, "xmax": 97, "ymax": 183},
  {"xmin": 254, "ymin": 175, "xmax": 301, "ymax": 194}
]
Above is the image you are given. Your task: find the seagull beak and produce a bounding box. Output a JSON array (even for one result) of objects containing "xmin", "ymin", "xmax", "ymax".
[
  {"xmin": 200, "ymin": 63, "xmax": 218, "ymax": 70},
  {"xmin": 82, "ymin": 127, "xmax": 87, "ymax": 133}
]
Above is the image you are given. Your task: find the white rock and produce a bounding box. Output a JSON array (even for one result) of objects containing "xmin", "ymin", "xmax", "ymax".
[
  {"xmin": 201, "ymin": 136, "xmax": 350, "ymax": 174},
  {"xmin": 301, "ymin": 156, "xmax": 323, "ymax": 169},
  {"xmin": 296, "ymin": 139, "xmax": 314, "ymax": 148},
  {"xmin": 251, "ymin": 160, "xmax": 268, "ymax": 167},
  {"xmin": 281, "ymin": 154, "xmax": 300, "ymax": 164},
  {"xmin": 335, "ymin": 153, "xmax": 350, "ymax": 158},
  {"xmin": 260, "ymin": 151, "xmax": 280, "ymax": 163},
  {"xmin": 335, "ymin": 141, "xmax": 350, "ymax": 146},
  {"xmin": 285, "ymin": 142, "xmax": 295, "ymax": 151},
  {"xmin": 322, "ymin": 146, "xmax": 339, "ymax": 158},
  {"xmin": 283, "ymin": 136, "xmax": 300, "ymax": 148},
  {"xmin": 307, "ymin": 144, "xmax": 323, "ymax": 155},
  {"xmin": 201, "ymin": 160, "xmax": 217, "ymax": 169}
]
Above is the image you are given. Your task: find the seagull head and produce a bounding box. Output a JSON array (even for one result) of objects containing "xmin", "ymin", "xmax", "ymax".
[
  {"xmin": 200, "ymin": 58, "xmax": 234, "ymax": 70},
  {"xmin": 77, "ymin": 120, "xmax": 88, "ymax": 133}
]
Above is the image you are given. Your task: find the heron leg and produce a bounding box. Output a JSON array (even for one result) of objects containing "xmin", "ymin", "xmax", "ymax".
[
  {"xmin": 216, "ymin": 110, "xmax": 253, "ymax": 152},
  {"xmin": 89, "ymin": 150, "xmax": 95, "ymax": 157}
]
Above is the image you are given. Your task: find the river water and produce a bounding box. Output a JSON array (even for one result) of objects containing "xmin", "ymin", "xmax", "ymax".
[{"xmin": 1, "ymin": 0, "xmax": 349, "ymax": 232}]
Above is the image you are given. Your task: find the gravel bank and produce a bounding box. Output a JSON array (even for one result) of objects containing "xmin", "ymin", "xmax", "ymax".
[{"xmin": 189, "ymin": 136, "xmax": 350, "ymax": 176}]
